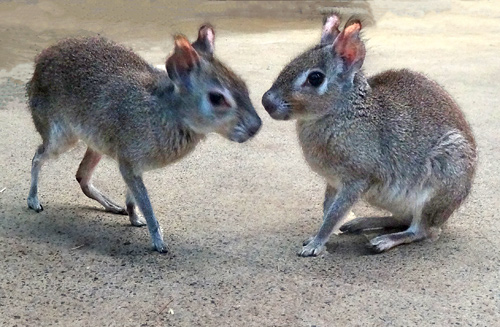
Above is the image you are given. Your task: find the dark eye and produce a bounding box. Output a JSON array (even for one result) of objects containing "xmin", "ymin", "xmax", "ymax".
[
  {"xmin": 209, "ymin": 92, "xmax": 225, "ymax": 106},
  {"xmin": 307, "ymin": 71, "xmax": 325, "ymax": 87}
]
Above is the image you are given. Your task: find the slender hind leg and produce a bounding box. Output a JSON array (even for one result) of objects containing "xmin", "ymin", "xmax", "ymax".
[
  {"xmin": 369, "ymin": 208, "xmax": 429, "ymax": 253},
  {"xmin": 368, "ymin": 188, "xmax": 467, "ymax": 253},
  {"xmin": 27, "ymin": 117, "xmax": 79, "ymax": 212},
  {"xmin": 126, "ymin": 189, "xmax": 147, "ymax": 226},
  {"xmin": 27, "ymin": 144, "xmax": 49, "ymax": 212},
  {"xmin": 340, "ymin": 216, "xmax": 410, "ymax": 234},
  {"xmin": 76, "ymin": 147, "xmax": 127, "ymax": 214}
]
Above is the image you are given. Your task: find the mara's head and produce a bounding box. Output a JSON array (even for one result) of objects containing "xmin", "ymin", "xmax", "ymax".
[
  {"xmin": 262, "ymin": 15, "xmax": 366, "ymax": 121},
  {"xmin": 166, "ymin": 25, "xmax": 261, "ymax": 142}
]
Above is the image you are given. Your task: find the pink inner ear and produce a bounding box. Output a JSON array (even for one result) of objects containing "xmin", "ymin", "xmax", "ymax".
[
  {"xmin": 334, "ymin": 22, "xmax": 364, "ymax": 65},
  {"xmin": 166, "ymin": 35, "xmax": 201, "ymax": 79},
  {"xmin": 198, "ymin": 25, "xmax": 215, "ymax": 52},
  {"xmin": 323, "ymin": 15, "xmax": 340, "ymax": 34},
  {"xmin": 175, "ymin": 36, "xmax": 196, "ymax": 55},
  {"xmin": 174, "ymin": 35, "xmax": 200, "ymax": 69},
  {"xmin": 344, "ymin": 23, "xmax": 361, "ymax": 37},
  {"xmin": 321, "ymin": 15, "xmax": 340, "ymax": 44},
  {"xmin": 206, "ymin": 29, "xmax": 214, "ymax": 45},
  {"xmin": 343, "ymin": 47, "xmax": 358, "ymax": 63}
]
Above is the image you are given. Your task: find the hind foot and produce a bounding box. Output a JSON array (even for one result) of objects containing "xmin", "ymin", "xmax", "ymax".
[
  {"xmin": 129, "ymin": 212, "xmax": 147, "ymax": 227},
  {"xmin": 81, "ymin": 185, "xmax": 127, "ymax": 215},
  {"xmin": 368, "ymin": 228, "xmax": 428, "ymax": 253},
  {"xmin": 126, "ymin": 202, "xmax": 147, "ymax": 227},
  {"xmin": 102, "ymin": 200, "xmax": 127, "ymax": 215},
  {"xmin": 79, "ymin": 174, "xmax": 127, "ymax": 215},
  {"xmin": 369, "ymin": 235, "xmax": 400, "ymax": 253}
]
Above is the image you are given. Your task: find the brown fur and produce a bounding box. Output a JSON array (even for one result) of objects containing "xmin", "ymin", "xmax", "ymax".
[
  {"xmin": 26, "ymin": 26, "xmax": 261, "ymax": 253},
  {"xmin": 262, "ymin": 15, "xmax": 477, "ymax": 256}
]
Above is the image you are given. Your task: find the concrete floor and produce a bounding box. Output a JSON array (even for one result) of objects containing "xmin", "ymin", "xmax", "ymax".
[{"xmin": 0, "ymin": 1, "xmax": 498, "ymax": 326}]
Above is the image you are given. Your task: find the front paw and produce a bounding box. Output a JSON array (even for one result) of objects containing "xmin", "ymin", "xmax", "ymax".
[
  {"xmin": 151, "ymin": 228, "xmax": 168, "ymax": 253},
  {"xmin": 152, "ymin": 239, "xmax": 169, "ymax": 253},
  {"xmin": 27, "ymin": 197, "xmax": 43, "ymax": 213},
  {"xmin": 298, "ymin": 239, "xmax": 326, "ymax": 257},
  {"xmin": 302, "ymin": 235, "xmax": 315, "ymax": 246}
]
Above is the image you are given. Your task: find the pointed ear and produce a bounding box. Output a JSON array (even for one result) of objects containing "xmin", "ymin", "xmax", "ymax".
[
  {"xmin": 166, "ymin": 34, "xmax": 200, "ymax": 88},
  {"xmin": 333, "ymin": 20, "xmax": 365, "ymax": 77},
  {"xmin": 191, "ymin": 24, "xmax": 215, "ymax": 57},
  {"xmin": 320, "ymin": 14, "xmax": 341, "ymax": 45}
]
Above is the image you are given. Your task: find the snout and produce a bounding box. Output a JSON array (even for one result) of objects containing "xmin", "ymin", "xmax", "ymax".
[
  {"xmin": 240, "ymin": 114, "xmax": 262, "ymax": 142},
  {"xmin": 227, "ymin": 113, "xmax": 262, "ymax": 143},
  {"xmin": 262, "ymin": 91, "xmax": 277, "ymax": 114},
  {"xmin": 261, "ymin": 90, "xmax": 290, "ymax": 120},
  {"xmin": 247, "ymin": 117, "xmax": 262, "ymax": 138}
]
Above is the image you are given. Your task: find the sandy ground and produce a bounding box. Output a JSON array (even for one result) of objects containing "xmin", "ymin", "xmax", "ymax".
[{"xmin": 0, "ymin": 0, "xmax": 499, "ymax": 326}]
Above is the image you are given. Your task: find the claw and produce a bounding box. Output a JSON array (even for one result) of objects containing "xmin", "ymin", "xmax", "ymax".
[
  {"xmin": 298, "ymin": 241, "xmax": 326, "ymax": 257},
  {"xmin": 368, "ymin": 235, "xmax": 396, "ymax": 253},
  {"xmin": 130, "ymin": 217, "xmax": 147, "ymax": 227},
  {"xmin": 105, "ymin": 204, "xmax": 128, "ymax": 215},
  {"xmin": 302, "ymin": 235, "xmax": 315, "ymax": 246},
  {"xmin": 28, "ymin": 198, "xmax": 44, "ymax": 213},
  {"xmin": 153, "ymin": 240, "xmax": 169, "ymax": 253}
]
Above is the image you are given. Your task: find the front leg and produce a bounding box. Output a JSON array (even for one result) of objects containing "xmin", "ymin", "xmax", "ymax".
[
  {"xmin": 119, "ymin": 162, "xmax": 167, "ymax": 253},
  {"xmin": 302, "ymin": 183, "xmax": 339, "ymax": 246},
  {"xmin": 300, "ymin": 180, "xmax": 366, "ymax": 257},
  {"xmin": 323, "ymin": 183, "xmax": 337, "ymax": 216}
]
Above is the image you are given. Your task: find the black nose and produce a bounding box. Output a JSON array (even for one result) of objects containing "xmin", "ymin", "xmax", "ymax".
[
  {"xmin": 248, "ymin": 117, "xmax": 262, "ymax": 137},
  {"xmin": 262, "ymin": 91, "xmax": 277, "ymax": 114}
]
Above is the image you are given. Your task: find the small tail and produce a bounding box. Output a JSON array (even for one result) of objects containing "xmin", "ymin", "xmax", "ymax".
[{"xmin": 25, "ymin": 79, "xmax": 32, "ymax": 99}]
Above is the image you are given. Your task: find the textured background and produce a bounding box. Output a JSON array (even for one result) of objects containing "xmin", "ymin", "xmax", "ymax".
[{"xmin": 0, "ymin": 1, "xmax": 499, "ymax": 326}]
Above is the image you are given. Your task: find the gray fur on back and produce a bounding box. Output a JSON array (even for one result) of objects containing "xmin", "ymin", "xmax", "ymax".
[{"xmin": 28, "ymin": 37, "xmax": 202, "ymax": 171}]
